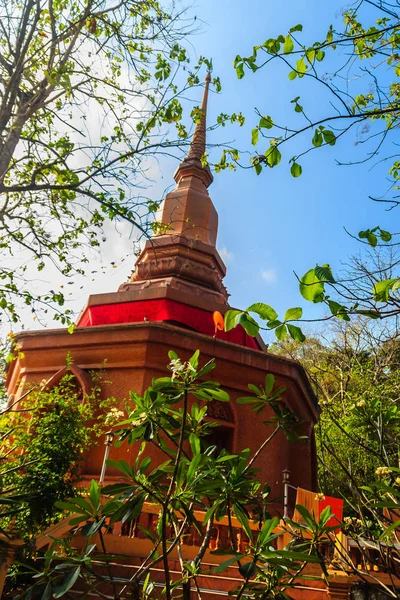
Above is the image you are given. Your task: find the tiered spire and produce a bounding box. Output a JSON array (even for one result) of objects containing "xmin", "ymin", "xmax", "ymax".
[{"xmin": 119, "ymin": 73, "xmax": 228, "ymax": 305}]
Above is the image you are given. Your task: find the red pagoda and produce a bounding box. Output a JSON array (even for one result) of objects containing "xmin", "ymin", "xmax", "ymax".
[{"xmin": 5, "ymin": 74, "xmax": 324, "ymax": 598}]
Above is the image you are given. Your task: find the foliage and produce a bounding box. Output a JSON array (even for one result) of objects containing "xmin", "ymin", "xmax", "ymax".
[
  {"xmin": 271, "ymin": 319, "xmax": 400, "ymax": 594},
  {"xmin": 0, "ymin": 0, "xmax": 237, "ymax": 325},
  {"xmin": 272, "ymin": 318, "xmax": 400, "ymax": 503},
  {"xmin": 6, "ymin": 351, "xmax": 333, "ymax": 600},
  {"xmin": 0, "ymin": 368, "xmax": 114, "ymax": 537},
  {"xmin": 224, "ymin": 302, "xmax": 306, "ymax": 344},
  {"xmin": 231, "ymin": 1, "xmax": 400, "ymax": 191}
]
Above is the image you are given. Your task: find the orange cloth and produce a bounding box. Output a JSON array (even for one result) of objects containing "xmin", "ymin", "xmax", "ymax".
[
  {"xmin": 292, "ymin": 488, "xmax": 319, "ymax": 522},
  {"xmin": 292, "ymin": 488, "xmax": 343, "ymax": 531}
]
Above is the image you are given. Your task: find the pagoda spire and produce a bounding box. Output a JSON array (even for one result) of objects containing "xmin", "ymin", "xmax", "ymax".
[
  {"xmin": 120, "ymin": 72, "xmax": 228, "ymax": 305},
  {"xmin": 173, "ymin": 72, "xmax": 213, "ymax": 188},
  {"xmin": 187, "ymin": 71, "xmax": 211, "ymax": 161}
]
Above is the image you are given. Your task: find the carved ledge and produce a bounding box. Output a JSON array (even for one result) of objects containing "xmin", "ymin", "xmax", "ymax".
[{"xmin": 119, "ymin": 275, "xmax": 228, "ymax": 305}]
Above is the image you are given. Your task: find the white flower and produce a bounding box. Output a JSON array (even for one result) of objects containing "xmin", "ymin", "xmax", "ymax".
[
  {"xmin": 170, "ymin": 358, "xmax": 184, "ymax": 372},
  {"xmin": 105, "ymin": 408, "xmax": 125, "ymax": 426}
]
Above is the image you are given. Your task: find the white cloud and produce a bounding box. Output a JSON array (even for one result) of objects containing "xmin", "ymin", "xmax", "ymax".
[
  {"xmin": 260, "ymin": 268, "xmax": 277, "ymax": 284},
  {"xmin": 218, "ymin": 247, "xmax": 233, "ymax": 262}
]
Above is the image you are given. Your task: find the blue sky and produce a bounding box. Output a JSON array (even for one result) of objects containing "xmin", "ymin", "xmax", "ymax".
[
  {"xmin": 15, "ymin": 0, "xmax": 395, "ymax": 337},
  {"xmin": 181, "ymin": 0, "xmax": 394, "ymax": 340}
]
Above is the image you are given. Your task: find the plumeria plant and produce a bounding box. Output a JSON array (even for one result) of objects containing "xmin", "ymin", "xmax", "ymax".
[{"xmin": 4, "ymin": 350, "xmax": 333, "ymax": 600}]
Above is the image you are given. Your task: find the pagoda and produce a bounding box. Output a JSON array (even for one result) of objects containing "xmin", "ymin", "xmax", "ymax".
[
  {"xmin": 7, "ymin": 73, "xmax": 318, "ymax": 496},
  {"xmin": 4, "ymin": 76, "xmax": 398, "ymax": 600},
  {"xmin": 5, "ymin": 76, "xmax": 320, "ymax": 594}
]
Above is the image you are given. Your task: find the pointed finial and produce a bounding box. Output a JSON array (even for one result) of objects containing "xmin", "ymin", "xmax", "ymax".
[
  {"xmin": 174, "ymin": 72, "xmax": 213, "ymax": 187},
  {"xmin": 186, "ymin": 72, "xmax": 211, "ymax": 161}
]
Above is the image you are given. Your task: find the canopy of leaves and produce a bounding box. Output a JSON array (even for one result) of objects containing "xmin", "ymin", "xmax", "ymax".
[
  {"xmin": 0, "ymin": 369, "xmax": 114, "ymax": 537},
  {"xmin": 272, "ymin": 318, "xmax": 400, "ymax": 505},
  {"xmin": 0, "ymin": 0, "xmax": 229, "ymax": 325}
]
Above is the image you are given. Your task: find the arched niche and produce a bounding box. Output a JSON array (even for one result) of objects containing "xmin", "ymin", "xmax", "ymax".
[
  {"xmin": 205, "ymin": 399, "xmax": 235, "ymax": 454},
  {"xmin": 41, "ymin": 364, "xmax": 92, "ymax": 401}
]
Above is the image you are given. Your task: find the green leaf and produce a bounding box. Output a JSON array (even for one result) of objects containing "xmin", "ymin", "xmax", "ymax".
[
  {"xmin": 299, "ymin": 269, "xmax": 325, "ymax": 303},
  {"xmin": 53, "ymin": 567, "xmax": 81, "ymax": 598},
  {"xmin": 259, "ymin": 516, "xmax": 280, "ymax": 545},
  {"xmin": 68, "ymin": 516, "xmax": 86, "ymax": 526},
  {"xmin": 283, "ymin": 35, "xmax": 294, "ymax": 54},
  {"xmin": 328, "ymin": 300, "xmax": 350, "ymax": 321},
  {"xmin": 239, "ymin": 313, "xmax": 259, "ymax": 337},
  {"xmin": 67, "ymin": 323, "xmax": 76, "ymax": 334},
  {"xmin": 275, "ymin": 324, "xmax": 288, "ymax": 340},
  {"xmin": 259, "ymin": 116, "xmax": 273, "ymax": 129},
  {"xmin": 248, "ymin": 383, "xmax": 261, "ymax": 395},
  {"xmin": 380, "ymin": 519, "xmax": 400, "ymax": 540},
  {"xmin": 233, "ymin": 503, "xmax": 253, "ymax": 540},
  {"xmin": 319, "ymin": 505, "xmax": 333, "ymax": 527},
  {"xmin": 293, "ymin": 504, "xmax": 314, "ymax": 527},
  {"xmin": 294, "ymin": 102, "xmax": 303, "ymax": 113},
  {"xmin": 373, "ymin": 278, "xmax": 398, "ymax": 302},
  {"xmin": 290, "ymin": 162, "xmax": 302, "ymax": 177},
  {"xmin": 236, "ymin": 396, "xmax": 259, "ymax": 404},
  {"xmin": 251, "ymin": 128, "xmax": 259, "ymax": 146},
  {"xmin": 55, "ymin": 501, "xmax": 85, "ymax": 514},
  {"xmin": 315, "ymin": 264, "xmax": 335, "ymax": 283},
  {"xmin": 290, "ymin": 24, "xmax": 303, "ymax": 32},
  {"xmin": 189, "ymin": 433, "xmax": 201, "ymax": 456},
  {"xmin": 224, "ymin": 309, "xmax": 242, "ymax": 331},
  {"xmin": 288, "ymin": 71, "xmax": 297, "ymax": 80},
  {"xmin": 239, "ymin": 560, "xmax": 257, "ymax": 579},
  {"xmin": 312, "ymin": 130, "xmax": 323, "ymax": 147},
  {"xmin": 89, "ymin": 480, "xmax": 100, "ymax": 509},
  {"xmin": 322, "ymin": 129, "xmax": 336, "ymax": 146},
  {"xmin": 205, "ymin": 387, "xmax": 230, "ymax": 402},
  {"xmin": 196, "ymin": 361, "xmax": 216, "ymax": 378},
  {"xmin": 236, "ymin": 63, "xmax": 245, "ymax": 79},
  {"xmin": 306, "ymin": 49, "xmax": 315, "ymax": 62},
  {"xmin": 187, "ymin": 454, "xmax": 201, "ymax": 481},
  {"xmin": 380, "ymin": 229, "xmax": 392, "ymax": 242},
  {"xmin": 296, "ymin": 57, "xmax": 307, "ymax": 76},
  {"xmin": 254, "ymin": 162, "xmax": 262, "ymax": 175},
  {"xmin": 203, "ymin": 502, "xmax": 221, "ymax": 525},
  {"xmin": 367, "ymin": 232, "xmax": 378, "ymax": 247},
  {"xmin": 284, "ymin": 307, "xmax": 302, "ymax": 321},
  {"xmin": 81, "ymin": 518, "xmax": 105, "ymax": 537},
  {"xmin": 393, "ymin": 279, "xmax": 400, "ymax": 291},
  {"xmin": 247, "ymin": 302, "xmax": 278, "ymax": 321},
  {"xmin": 213, "ymin": 553, "xmax": 247, "ymax": 572},
  {"xmin": 189, "ymin": 349, "xmax": 200, "ymax": 370},
  {"xmin": 215, "ymin": 454, "xmax": 239, "ymax": 462},
  {"xmin": 287, "ymin": 324, "xmax": 306, "ymax": 342},
  {"xmin": 41, "ymin": 583, "xmax": 52, "ymax": 600},
  {"xmin": 266, "ymin": 145, "xmax": 281, "ymax": 167},
  {"xmin": 267, "ymin": 319, "xmax": 281, "ymax": 329},
  {"xmin": 265, "ymin": 373, "xmax": 275, "ymax": 395}
]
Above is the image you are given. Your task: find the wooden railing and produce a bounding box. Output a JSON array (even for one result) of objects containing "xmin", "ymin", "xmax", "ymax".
[
  {"xmin": 109, "ymin": 502, "xmax": 258, "ymax": 553},
  {"xmin": 108, "ymin": 502, "xmax": 400, "ymax": 576}
]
